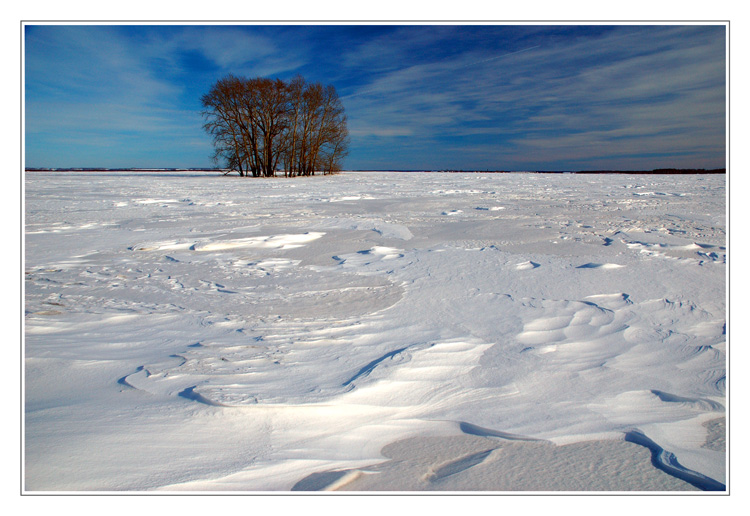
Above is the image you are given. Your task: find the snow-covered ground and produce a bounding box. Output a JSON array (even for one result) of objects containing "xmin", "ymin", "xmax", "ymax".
[{"xmin": 23, "ymin": 171, "xmax": 726, "ymax": 492}]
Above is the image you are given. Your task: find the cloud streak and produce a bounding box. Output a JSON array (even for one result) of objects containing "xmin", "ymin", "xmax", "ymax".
[
  {"xmin": 24, "ymin": 24, "xmax": 726, "ymax": 170},
  {"xmin": 339, "ymin": 25, "xmax": 725, "ymax": 169}
]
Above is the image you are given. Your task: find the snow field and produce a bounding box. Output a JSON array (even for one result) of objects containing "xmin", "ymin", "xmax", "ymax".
[{"xmin": 24, "ymin": 171, "xmax": 726, "ymax": 491}]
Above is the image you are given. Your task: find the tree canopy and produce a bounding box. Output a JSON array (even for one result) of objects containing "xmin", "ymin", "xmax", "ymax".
[{"xmin": 201, "ymin": 74, "xmax": 349, "ymax": 177}]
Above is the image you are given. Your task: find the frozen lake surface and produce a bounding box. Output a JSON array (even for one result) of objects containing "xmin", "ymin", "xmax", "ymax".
[{"xmin": 24, "ymin": 171, "xmax": 726, "ymax": 491}]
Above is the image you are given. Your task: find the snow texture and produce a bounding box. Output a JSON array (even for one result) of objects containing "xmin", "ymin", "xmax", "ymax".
[{"xmin": 24, "ymin": 171, "xmax": 726, "ymax": 492}]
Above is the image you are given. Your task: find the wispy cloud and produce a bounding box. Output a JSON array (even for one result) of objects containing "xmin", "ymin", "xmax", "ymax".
[
  {"xmin": 24, "ymin": 24, "xmax": 726, "ymax": 169},
  {"xmin": 24, "ymin": 25, "xmax": 296, "ymax": 167},
  {"xmin": 339, "ymin": 25, "xmax": 725, "ymax": 169}
]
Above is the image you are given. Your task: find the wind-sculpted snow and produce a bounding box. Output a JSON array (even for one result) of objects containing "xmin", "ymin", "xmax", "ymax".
[
  {"xmin": 624, "ymin": 430, "xmax": 725, "ymax": 491},
  {"xmin": 24, "ymin": 171, "xmax": 726, "ymax": 491}
]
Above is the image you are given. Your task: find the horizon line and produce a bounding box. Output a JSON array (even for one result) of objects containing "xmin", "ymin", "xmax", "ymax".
[{"xmin": 24, "ymin": 167, "xmax": 727, "ymax": 174}]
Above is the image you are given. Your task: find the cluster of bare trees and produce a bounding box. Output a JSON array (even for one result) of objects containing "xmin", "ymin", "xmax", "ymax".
[{"xmin": 201, "ymin": 74, "xmax": 349, "ymax": 177}]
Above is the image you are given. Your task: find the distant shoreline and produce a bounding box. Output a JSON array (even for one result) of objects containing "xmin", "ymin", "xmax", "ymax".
[{"xmin": 24, "ymin": 168, "xmax": 726, "ymax": 175}]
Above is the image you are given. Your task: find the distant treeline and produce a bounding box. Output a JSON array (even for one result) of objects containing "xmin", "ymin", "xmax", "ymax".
[
  {"xmin": 26, "ymin": 168, "xmax": 726, "ymax": 174},
  {"xmin": 357, "ymin": 168, "xmax": 727, "ymax": 174},
  {"xmin": 25, "ymin": 168, "xmax": 224, "ymax": 172},
  {"xmin": 570, "ymin": 168, "xmax": 726, "ymax": 175}
]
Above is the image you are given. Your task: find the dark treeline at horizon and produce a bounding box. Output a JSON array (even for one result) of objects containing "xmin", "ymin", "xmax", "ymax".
[
  {"xmin": 25, "ymin": 167, "xmax": 224, "ymax": 172},
  {"xmin": 350, "ymin": 168, "xmax": 726, "ymax": 174},
  {"xmin": 25, "ymin": 168, "xmax": 727, "ymax": 175}
]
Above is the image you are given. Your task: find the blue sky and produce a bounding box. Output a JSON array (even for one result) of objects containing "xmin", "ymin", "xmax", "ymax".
[{"xmin": 24, "ymin": 23, "xmax": 726, "ymax": 171}]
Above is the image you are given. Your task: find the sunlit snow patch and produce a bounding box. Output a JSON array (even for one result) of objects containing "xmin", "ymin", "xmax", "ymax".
[
  {"xmin": 193, "ymin": 232, "xmax": 325, "ymax": 251},
  {"xmin": 134, "ymin": 198, "xmax": 181, "ymax": 204},
  {"xmin": 334, "ymin": 246, "xmax": 405, "ymax": 268},
  {"xmin": 130, "ymin": 241, "xmax": 196, "ymax": 252},
  {"xmin": 577, "ymin": 263, "xmax": 625, "ymax": 269}
]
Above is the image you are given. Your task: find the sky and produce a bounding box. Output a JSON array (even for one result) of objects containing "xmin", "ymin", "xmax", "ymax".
[{"xmin": 23, "ymin": 23, "xmax": 727, "ymax": 171}]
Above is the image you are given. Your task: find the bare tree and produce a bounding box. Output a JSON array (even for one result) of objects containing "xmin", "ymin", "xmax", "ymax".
[
  {"xmin": 202, "ymin": 74, "xmax": 349, "ymax": 178},
  {"xmin": 281, "ymin": 75, "xmax": 306, "ymax": 177},
  {"xmin": 201, "ymin": 75, "xmax": 250, "ymax": 176},
  {"xmin": 311, "ymin": 84, "xmax": 349, "ymax": 175}
]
